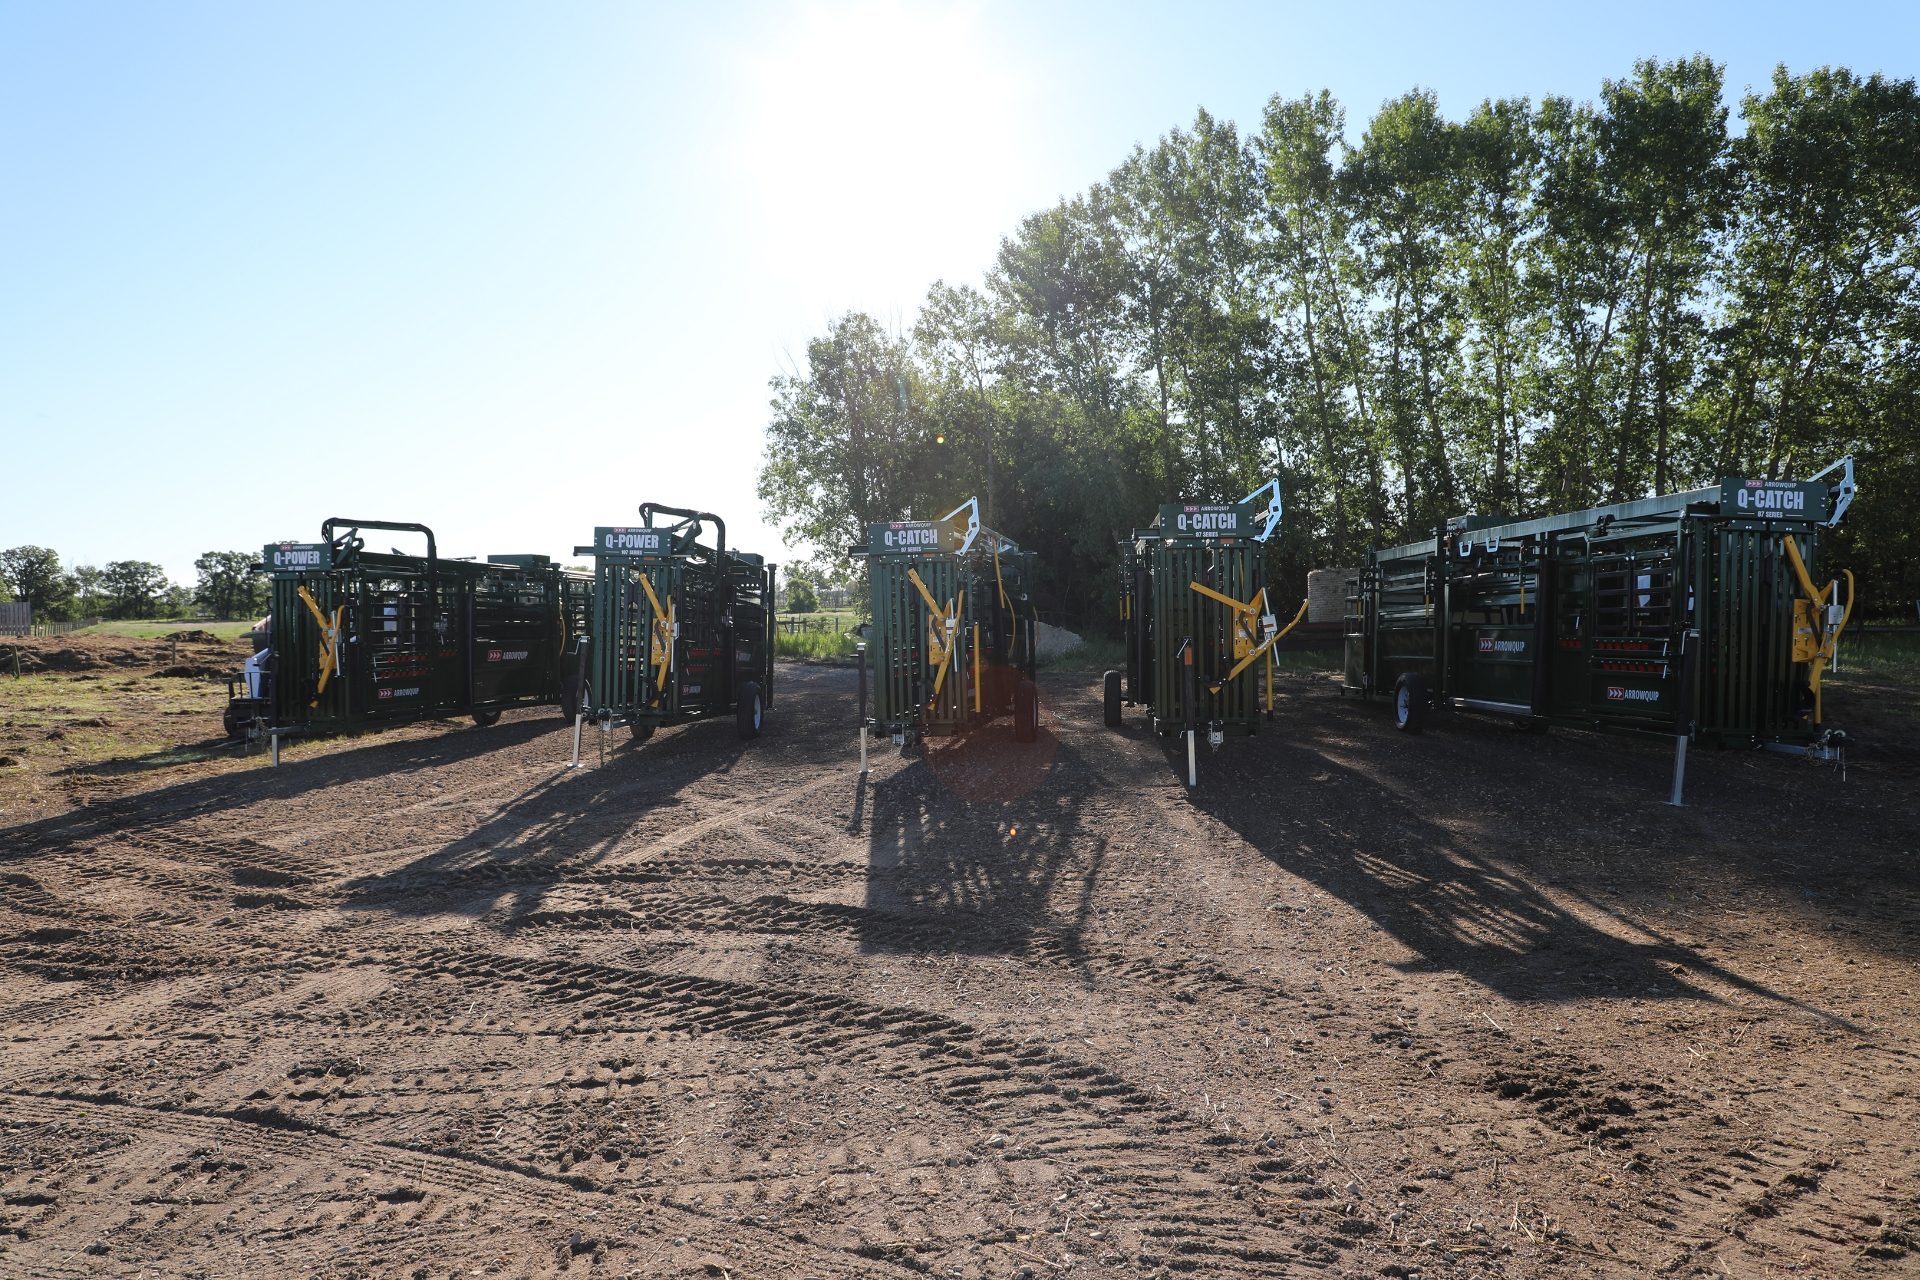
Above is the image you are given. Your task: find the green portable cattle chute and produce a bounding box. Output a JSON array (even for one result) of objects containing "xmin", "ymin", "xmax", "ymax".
[
  {"xmin": 1108, "ymin": 480, "xmax": 1300, "ymax": 785},
  {"xmin": 576, "ymin": 503, "xmax": 775, "ymax": 744},
  {"xmin": 852, "ymin": 497, "xmax": 1039, "ymax": 759},
  {"xmin": 230, "ymin": 518, "xmax": 593, "ymax": 743},
  {"xmin": 1343, "ymin": 457, "xmax": 1858, "ymax": 783}
]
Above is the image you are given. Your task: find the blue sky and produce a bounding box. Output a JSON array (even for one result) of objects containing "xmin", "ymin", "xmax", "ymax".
[{"xmin": 3, "ymin": 1, "xmax": 1913, "ymax": 587}]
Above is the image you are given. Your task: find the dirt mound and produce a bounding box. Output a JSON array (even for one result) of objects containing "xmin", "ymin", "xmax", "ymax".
[
  {"xmin": 33, "ymin": 647, "xmax": 104, "ymax": 672},
  {"xmin": 164, "ymin": 630, "xmax": 226, "ymax": 645}
]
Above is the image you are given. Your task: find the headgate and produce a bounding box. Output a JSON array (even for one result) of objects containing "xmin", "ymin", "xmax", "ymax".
[
  {"xmin": 852, "ymin": 498, "xmax": 1039, "ymax": 754},
  {"xmin": 1108, "ymin": 481, "xmax": 1300, "ymax": 783},
  {"xmin": 1343, "ymin": 458, "xmax": 1858, "ymax": 762},
  {"xmin": 577, "ymin": 504, "xmax": 775, "ymax": 743},
  {"xmin": 232, "ymin": 518, "xmax": 592, "ymax": 741}
]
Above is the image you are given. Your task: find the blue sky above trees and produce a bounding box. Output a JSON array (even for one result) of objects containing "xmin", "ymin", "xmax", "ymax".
[{"xmin": 3, "ymin": 1, "xmax": 1913, "ymax": 581}]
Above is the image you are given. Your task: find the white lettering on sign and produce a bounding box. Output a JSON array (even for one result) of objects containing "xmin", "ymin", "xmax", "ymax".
[
  {"xmin": 376, "ymin": 686, "xmax": 421, "ymax": 700},
  {"xmin": 486, "ymin": 649, "xmax": 530, "ymax": 663},
  {"xmin": 1605, "ymin": 686, "xmax": 1660, "ymax": 703},
  {"xmin": 884, "ymin": 525, "xmax": 940, "ymax": 549},
  {"xmin": 273, "ymin": 547, "xmax": 325, "ymax": 569},
  {"xmin": 1478, "ymin": 637, "xmax": 1526, "ymax": 653},
  {"xmin": 1735, "ymin": 486, "xmax": 1806, "ymax": 513},
  {"xmin": 1177, "ymin": 511, "xmax": 1240, "ymax": 533},
  {"xmin": 604, "ymin": 531, "xmax": 664, "ymax": 552}
]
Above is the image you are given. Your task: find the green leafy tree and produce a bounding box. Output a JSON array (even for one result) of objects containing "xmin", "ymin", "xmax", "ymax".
[
  {"xmin": 760, "ymin": 312, "xmax": 941, "ymax": 555},
  {"xmin": 65, "ymin": 564, "xmax": 106, "ymax": 618},
  {"xmin": 0, "ymin": 545, "xmax": 73, "ymax": 618},
  {"xmin": 101, "ymin": 560, "xmax": 171, "ymax": 620},
  {"xmin": 785, "ymin": 578, "xmax": 819, "ymax": 614},
  {"xmin": 194, "ymin": 550, "xmax": 265, "ymax": 619}
]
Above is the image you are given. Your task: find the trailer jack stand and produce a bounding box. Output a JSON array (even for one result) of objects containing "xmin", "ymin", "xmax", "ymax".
[
  {"xmin": 859, "ymin": 726, "xmax": 869, "ymax": 775},
  {"xmin": 1665, "ymin": 733, "xmax": 1688, "ymax": 807},
  {"xmin": 568, "ymin": 711, "xmax": 586, "ymax": 769},
  {"xmin": 1186, "ymin": 730, "xmax": 1197, "ymax": 788}
]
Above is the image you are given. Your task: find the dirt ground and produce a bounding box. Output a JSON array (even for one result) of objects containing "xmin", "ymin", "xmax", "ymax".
[{"xmin": 1, "ymin": 644, "xmax": 1916, "ymax": 1279}]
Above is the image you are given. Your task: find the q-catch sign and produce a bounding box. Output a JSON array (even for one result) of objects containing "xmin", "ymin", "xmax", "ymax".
[
  {"xmin": 1718, "ymin": 478, "xmax": 1828, "ymax": 523},
  {"xmin": 265, "ymin": 543, "xmax": 330, "ymax": 571},
  {"xmin": 1156, "ymin": 503, "xmax": 1249, "ymax": 538},
  {"xmin": 868, "ymin": 520, "xmax": 946, "ymax": 554},
  {"xmin": 595, "ymin": 528, "xmax": 667, "ymax": 556}
]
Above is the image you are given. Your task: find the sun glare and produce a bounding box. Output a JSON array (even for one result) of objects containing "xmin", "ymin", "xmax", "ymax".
[{"xmin": 729, "ymin": 1, "xmax": 1031, "ymax": 309}]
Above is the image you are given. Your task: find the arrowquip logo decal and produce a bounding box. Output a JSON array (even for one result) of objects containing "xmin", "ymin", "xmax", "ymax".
[
  {"xmin": 486, "ymin": 649, "xmax": 530, "ymax": 663},
  {"xmin": 1478, "ymin": 637, "xmax": 1526, "ymax": 653},
  {"xmin": 1606, "ymin": 686, "xmax": 1660, "ymax": 703}
]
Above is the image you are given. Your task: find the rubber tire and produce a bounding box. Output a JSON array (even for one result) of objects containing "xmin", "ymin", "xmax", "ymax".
[
  {"xmin": 1103, "ymin": 670, "xmax": 1123, "ymax": 728},
  {"xmin": 1392, "ymin": 672, "xmax": 1429, "ymax": 733},
  {"xmin": 471, "ymin": 709, "xmax": 502, "ymax": 728},
  {"xmin": 223, "ymin": 706, "xmax": 246, "ymax": 741},
  {"xmin": 560, "ymin": 680, "xmax": 586, "ymax": 722},
  {"xmin": 1014, "ymin": 677, "xmax": 1039, "ymax": 743},
  {"xmin": 629, "ymin": 721, "xmax": 654, "ymax": 743},
  {"xmin": 736, "ymin": 681, "xmax": 764, "ymax": 740}
]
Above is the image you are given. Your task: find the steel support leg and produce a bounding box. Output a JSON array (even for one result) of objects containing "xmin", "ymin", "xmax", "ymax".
[{"xmin": 1666, "ymin": 734, "xmax": 1688, "ymax": 807}]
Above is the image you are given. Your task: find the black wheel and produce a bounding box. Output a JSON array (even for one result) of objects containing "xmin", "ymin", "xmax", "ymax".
[
  {"xmin": 1014, "ymin": 677, "xmax": 1039, "ymax": 743},
  {"xmin": 222, "ymin": 706, "xmax": 246, "ymax": 741},
  {"xmin": 629, "ymin": 721, "xmax": 654, "ymax": 743},
  {"xmin": 736, "ymin": 681, "xmax": 764, "ymax": 740},
  {"xmin": 560, "ymin": 679, "xmax": 587, "ymax": 721},
  {"xmin": 471, "ymin": 709, "xmax": 501, "ymax": 727},
  {"xmin": 1103, "ymin": 670, "xmax": 1122, "ymax": 728},
  {"xmin": 1392, "ymin": 672, "xmax": 1429, "ymax": 733}
]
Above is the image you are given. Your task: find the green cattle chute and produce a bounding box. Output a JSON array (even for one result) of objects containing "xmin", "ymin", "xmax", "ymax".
[
  {"xmin": 237, "ymin": 518, "xmax": 592, "ymax": 740},
  {"xmin": 577, "ymin": 504, "xmax": 774, "ymax": 743},
  {"xmin": 1343, "ymin": 457, "xmax": 1858, "ymax": 756},
  {"xmin": 1112, "ymin": 480, "xmax": 1293, "ymax": 757},
  {"xmin": 855, "ymin": 497, "xmax": 1039, "ymax": 748}
]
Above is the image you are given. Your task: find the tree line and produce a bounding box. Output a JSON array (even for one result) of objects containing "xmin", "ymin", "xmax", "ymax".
[
  {"xmin": 759, "ymin": 60, "xmax": 1920, "ymax": 627},
  {"xmin": 0, "ymin": 546, "xmax": 267, "ymax": 622}
]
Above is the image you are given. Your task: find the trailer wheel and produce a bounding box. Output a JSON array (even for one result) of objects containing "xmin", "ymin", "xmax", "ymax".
[
  {"xmin": 560, "ymin": 681, "xmax": 587, "ymax": 721},
  {"xmin": 1014, "ymin": 678, "xmax": 1039, "ymax": 743},
  {"xmin": 471, "ymin": 709, "xmax": 502, "ymax": 728},
  {"xmin": 736, "ymin": 681, "xmax": 764, "ymax": 740},
  {"xmin": 222, "ymin": 705, "xmax": 246, "ymax": 741},
  {"xmin": 629, "ymin": 721, "xmax": 654, "ymax": 743},
  {"xmin": 1103, "ymin": 670, "xmax": 1123, "ymax": 728},
  {"xmin": 1392, "ymin": 673, "xmax": 1428, "ymax": 733}
]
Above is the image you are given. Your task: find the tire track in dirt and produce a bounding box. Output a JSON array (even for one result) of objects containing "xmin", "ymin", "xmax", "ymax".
[
  {"xmin": 508, "ymin": 891, "xmax": 1257, "ymax": 1002},
  {"xmin": 392, "ymin": 945, "xmax": 1353, "ymax": 1274},
  {"xmin": 0, "ymin": 1089, "xmax": 900, "ymax": 1279}
]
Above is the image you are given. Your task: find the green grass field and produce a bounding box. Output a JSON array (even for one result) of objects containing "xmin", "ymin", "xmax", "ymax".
[
  {"xmin": 774, "ymin": 629, "xmax": 861, "ymax": 661},
  {"xmin": 75, "ymin": 620, "xmax": 254, "ymax": 641},
  {"xmin": 1831, "ymin": 630, "xmax": 1920, "ymax": 686}
]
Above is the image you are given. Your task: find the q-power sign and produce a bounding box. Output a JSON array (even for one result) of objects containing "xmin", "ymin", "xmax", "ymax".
[
  {"xmin": 596, "ymin": 528, "xmax": 667, "ymax": 556},
  {"xmin": 1719, "ymin": 478, "xmax": 1828, "ymax": 522},
  {"xmin": 1158, "ymin": 503, "xmax": 1249, "ymax": 538},
  {"xmin": 265, "ymin": 543, "xmax": 330, "ymax": 572},
  {"xmin": 869, "ymin": 521, "xmax": 946, "ymax": 554}
]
